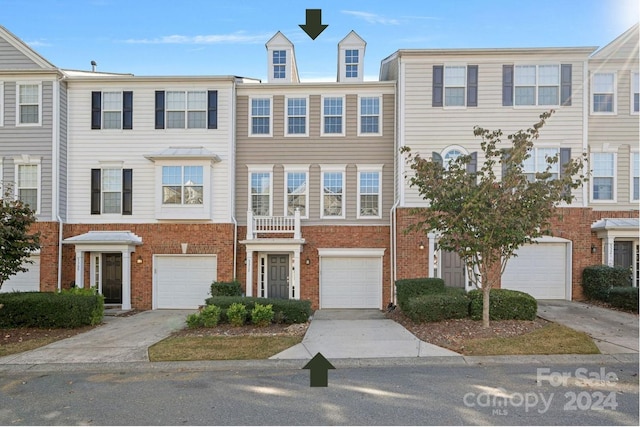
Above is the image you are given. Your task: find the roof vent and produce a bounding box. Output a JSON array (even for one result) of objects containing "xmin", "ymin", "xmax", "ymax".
[{"xmin": 91, "ymin": 60, "xmax": 97, "ymax": 72}]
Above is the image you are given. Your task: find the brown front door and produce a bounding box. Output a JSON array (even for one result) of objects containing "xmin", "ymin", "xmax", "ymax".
[
  {"xmin": 268, "ymin": 254, "xmax": 289, "ymax": 299},
  {"xmin": 102, "ymin": 253, "xmax": 122, "ymax": 304},
  {"xmin": 442, "ymin": 250, "xmax": 465, "ymax": 288}
]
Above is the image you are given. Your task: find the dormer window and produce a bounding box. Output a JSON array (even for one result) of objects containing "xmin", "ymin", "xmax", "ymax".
[
  {"xmin": 273, "ymin": 50, "xmax": 286, "ymax": 79},
  {"xmin": 345, "ymin": 49, "xmax": 359, "ymax": 78}
]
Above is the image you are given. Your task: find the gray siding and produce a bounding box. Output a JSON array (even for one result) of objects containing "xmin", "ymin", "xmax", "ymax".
[
  {"xmin": 0, "ymin": 37, "xmax": 43, "ymax": 70},
  {"xmin": 236, "ymin": 86, "xmax": 395, "ymax": 226},
  {"xmin": 58, "ymin": 80, "xmax": 68, "ymax": 220}
]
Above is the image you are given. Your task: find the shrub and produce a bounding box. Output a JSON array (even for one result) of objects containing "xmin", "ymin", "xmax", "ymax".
[
  {"xmin": 227, "ymin": 302, "xmax": 248, "ymax": 326},
  {"xmin": 0, "ymin": 291, "xmax": 104, "ymax": 328},
  {"xmin": 468, "ymin": 289, "xmax": 537, "ymax": 321},
  {"xmin": 607, "ymin": 287, "xmax": 639, "ymax": 313},
  {"xmin": 210, "ymin": 280, "xmax": 243, "ymax": 297},
  {"xmin": 395, "ymin": 278, "xmax": 446, "ymax": 311},
  {"xmin": 404, "ymin": 288, "xmax": 469, "ymax": 322},
  {"xmin": 205, "ymin": 296, "xmax": 312, "ymax": 324},
  {"xmin": 582, "ymin": 265, "xmax": 632, "ymax": 301},
  {"xmin": 251, "ymin": 303, "xmax": 274, "ymax": 327},
  {"xmin": 186, "ymin": 313, "xmax": 203, "ymax": 328}
]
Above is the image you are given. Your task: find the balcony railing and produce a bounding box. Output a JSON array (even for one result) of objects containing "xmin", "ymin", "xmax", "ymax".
[{"xmin": 246, "ymin": 208, "xmax": 301, "ymax": 240}]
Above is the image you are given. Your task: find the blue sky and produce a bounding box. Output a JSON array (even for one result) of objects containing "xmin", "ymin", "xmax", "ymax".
[{"xmin": 2, "ymin": 0, "xmax": 638, "ymax": 81}]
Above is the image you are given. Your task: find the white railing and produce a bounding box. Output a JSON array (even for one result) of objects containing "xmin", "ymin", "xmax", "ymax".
[{"xmin": 246, "ymin": 208, "xmax": 301, "ymax": 240}]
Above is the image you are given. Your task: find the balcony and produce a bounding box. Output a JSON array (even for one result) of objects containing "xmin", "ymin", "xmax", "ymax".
[{"xmin": 245, "ymin": 208, "xmax": 302, "ymax": 240}]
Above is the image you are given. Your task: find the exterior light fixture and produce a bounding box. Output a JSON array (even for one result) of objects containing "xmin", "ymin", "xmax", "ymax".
[
  {"xmin": 136, "ymin": 255, "xmax": 143, "ymax": 264},
  {"xmin": 591, "ymin": 244, "xmax": 598, "ymax": 254},
  {"xmin": 305, "ymin": 257, "xmax": 311, "ymax": 265},
  {"xmin": 419, "ymin": 242, "xmax": 425, "ymax": 250}
]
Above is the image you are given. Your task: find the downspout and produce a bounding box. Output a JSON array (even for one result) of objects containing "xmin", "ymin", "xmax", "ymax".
[
  {"xmin": 54, "ymin": 72, "xmax": 66, "ymax": 291},
  {"xmin": 230, "ymin": 79, "xmax": 238, "ymax": 280},
  {"xmin": 582, "ymin": 58, "xmax": 589, "ymax": 206},
  {"xmin": 390, "ymin": 199, "xmax": 399, "ymax": 305}
]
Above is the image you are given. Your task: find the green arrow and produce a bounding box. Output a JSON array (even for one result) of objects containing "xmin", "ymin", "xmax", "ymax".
[
  {"xmin": 302, "ymin": 352, "xmax": 335, "ymax": 387},
  {"xmin": 299, "ymin": 9, "xmax": 328, "ymax": 40}
]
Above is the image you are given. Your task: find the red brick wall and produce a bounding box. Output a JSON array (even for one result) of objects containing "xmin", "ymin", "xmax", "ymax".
[
  {"xmin": 28, "ymin": 221, "xmax": 60, "ymax": 292},
  {"xmin": 62, "ymin": 223, "xmax": 235, "ymax": 310},
  {"xmin": 395, "ymin": 209, "xmax": 430, "ymax": 280}
]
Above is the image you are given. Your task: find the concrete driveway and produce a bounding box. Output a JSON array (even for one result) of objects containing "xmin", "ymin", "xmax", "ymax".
[
  {"xmin": 0, "ymin": 310, "xmax": 193, "ymax": 365},
  {"xmin": 270, "ymin": 309, "xmax": 461, "ymax": 359},
  {"xmin": 537, "ymin": 300, "xmax": 639, "ymax": 354}
]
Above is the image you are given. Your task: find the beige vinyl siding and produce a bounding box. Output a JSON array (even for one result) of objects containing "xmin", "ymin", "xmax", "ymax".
[
  {"xmin": 0, "ymin": 37, "xmax": 44, "ymax": 70},
  {"xmin": 66, "ymin": 79, "xmax": 235, "ymax": 224},
  {"xmin": 236, "ymin": 83, "xmax": 395, "ymax": 226},
  {"xmin": 394, "ymin": 51, "xmax": 590, "ymax": 208}
]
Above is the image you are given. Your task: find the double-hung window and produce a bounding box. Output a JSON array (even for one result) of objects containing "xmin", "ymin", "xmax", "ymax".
[
  {"xmin": 433, "ymin": 65, "xmax": 478, "ymax": 107},
  {"xmin": 632, "ymin": 152, "xmax": 639, "ymax": 201},
  {"xmin": 286, "ymin": 97, "xmax": 307, "ymax": 136},
  {"xmin": 515, "ymin": 65, "xmax": 559, "ymax": 106},
  {"xmin": 592, "ymin": 73, "xmax": 616, "ymax": 113},
  {"xmin": 322, "ymin": 96, "xmax": 344, "ymax": 135},
  {"xmin": 321, "ymin": 168, "xmax": 345, "ymax": 218},
  {"xmin": 285, "ymin": 170, "xmax": 308, "ymax": 217},
  {"xmin": 632, "ymin": 72, "xmax": 639, "ymax": 114},
  {"xmin": 91, "ymin": 91, "xmax": 133, "ymax": 129},
  {"xmin": 17, "ymin": 83, "xmax": 41, "ymax": 125},
  {"xmin": 250, "ymin": 98, "xmax": 271, "ymax": 136},
  {"xmin": 91, "ymin": 168, "xmax": 133, "ymax": 215},
  {"xmin": 273, "ymin": 50, "xmax": 286, "ymax": 79},
  {"xmin": 250, "ymin": 172, "xmax": 271, "ymax": 216},
  {"xmin": 162, "ymin": 166, "xmax": 203, "ymax": 205},
  {"xmin": 154, "ymin": 90, "xmax": 217, "ymax": 129},
  {"xmin": 17, "ymin": 164, "xmax": 39, "ymax": 212},
  {"xmin": 359, "ymin": 96, "xmax": 381, "ymax": 135},
  {"xmin": 523, "ymin": 148, "xmax": 560, "ymax": 182},
  {"xmin": 591, "ymin": 152, "xmax": 615, "ymax": 201},
  {"xmin": 357, "ymin": 167, "xmax": 382, "ymax": 218},
  {"xmin": 345, "ymin": 49, "xmax": 359, "ymax": 78}
]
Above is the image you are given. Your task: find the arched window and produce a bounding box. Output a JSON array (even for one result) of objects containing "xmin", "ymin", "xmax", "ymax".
[{"xmin": 442, "ymin": 146, "xmax": 468, "ymax": 170}]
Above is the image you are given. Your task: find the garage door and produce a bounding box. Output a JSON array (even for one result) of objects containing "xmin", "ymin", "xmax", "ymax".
[
  {"xmin": 502, "ymin": 242, "xmax": 569, "ymax": 299},
  {"xmin": 154, "ymin": 255, "xmax": 217, "ymax": 309},
  {"xmin": 1, "ymin": 255, "xmax": 40, "ymax": 293},
  {"xmin": 320, "ymin": 256, "xmax": 382, "ymax": 308}
]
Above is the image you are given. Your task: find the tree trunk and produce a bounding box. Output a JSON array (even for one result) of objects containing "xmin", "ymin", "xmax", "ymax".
[{"xmin": 482, "ymin": 284, "xmax": 491, "ymax": 328}]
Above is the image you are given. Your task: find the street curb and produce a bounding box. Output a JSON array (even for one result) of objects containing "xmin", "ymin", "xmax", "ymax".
[{"xmin": 0, "ymin": 353, "xmax": 637, "ymax": 374}]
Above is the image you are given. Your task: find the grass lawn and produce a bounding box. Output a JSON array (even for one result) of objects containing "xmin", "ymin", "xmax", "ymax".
[
  {"xmin": 148, "ymin": 335, "xmax": 303, "ymax": 361},
  {"xmin": 463, "ymin": 323, "xmax": 600, "ymax": 356}
]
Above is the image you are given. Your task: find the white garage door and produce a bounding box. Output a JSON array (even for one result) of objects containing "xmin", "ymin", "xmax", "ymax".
[
  {"xmin": 320, "ymin": 256, "xmax": 382, "ymax": 308},
  {"xmin": 154, "ymin": 255, "xmax": 217, "ymax": 309},
  {"xmin": 1, "ymin": 255, "xmax": 40, "ymax": 293},
  {"xmin": 502, "ymin": 243, "xmax": 569, "ymax": 299}
]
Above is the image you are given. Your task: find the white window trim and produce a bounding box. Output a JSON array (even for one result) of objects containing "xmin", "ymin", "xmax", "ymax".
[
  {"xmin": 285, "ymin": 96, "xmax": 309, "ymax": 137},
  {"xmin": 102, "ymin": 91, "xmax": 123, "ymax": 130},
  {"xmin": 284, "ymin": 165, "xmax": 310, "ymax": 219},
  {"xmin": 523, "ymin": 147, "xmax": 561, "ymax": 180},
  {"xmin": 15, "ymin": 81, "xmax": 42, "ymax": 126},
  {"xmin": 13, "ymin": 155, "xmax": 41, "ymax": 214},
  {"xmin": 591, "ymin": 72, "xmax": 617, "ymax": 115},
  {"xmin": 356, "ymin": 164, "xmax": 383, "ymax": 219},
  {"xmin": 247, "ymin": 165, "xmax": 274, "ymax": 217},
  {"xmin": 443, "ymin": 64, "xmax": 468, "ymax": 109},
  {"xmin": 153, "ymin": 159, "xmax": 212, "ymax": 220},
  {"xmin": 161, "ymin": 165, "xmax": 204, "ymax": 207},
  {"xmin": 320, "ymin": 165, "xmax": 346, "ymax": 219},
  {"xmin": 0, "ymin": 82, "xmax": 4, "ymax": 127},
  {"xmin": 512, "ymin": 64, "xmax": 561, "ymax": 108},
  {"xmin": 357, "ymin": 95, "xmax": 382, "ymax": 137},
  {"xmin": 343, "ymin": 48, "xmax": 361, "ymax": 80},
  {"xmin": 441, "ymin": 145, "xmax": 469, "ymax": 170},
  {"xmin": 321, "ymin": 95, "xmax": 346, "ymax": 137},
  {"xmin": 590, "ymin": 151, "xmax": 617, "ymax": 203},
  {"xmin": 272, "ymin": 49, "xmax": 288, "ymax": 80},
  {"xmin": 100, "ymin": 167, "xmax": 123, "ymax": 215},
  {"xmin": 631, "ymin": 72, "xmax": 639, "ymax": 115},
  {"xmin": 164, "ymin": 90, "xmax": 208, "ymax": 130},
  {"xmin": 249, "ymin": 96, "xmax": 273, "ymax": 137},
  {"xmin": 631, "ymin": 151, "xmax": 639, "ymax": 202}
]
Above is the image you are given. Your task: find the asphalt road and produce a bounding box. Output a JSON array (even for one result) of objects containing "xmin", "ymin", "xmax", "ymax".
[{"xmin": 0, "ymin": 361, "xmax": 638, "ymax": 425}]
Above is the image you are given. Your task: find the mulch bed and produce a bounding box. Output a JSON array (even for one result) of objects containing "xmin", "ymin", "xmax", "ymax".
[{"xmin": 1, "ymin": 325, "xmax": 96, "ymax": 346}]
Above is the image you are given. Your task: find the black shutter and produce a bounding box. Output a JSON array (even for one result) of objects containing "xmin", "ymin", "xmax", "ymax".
[
  {"xmin": 466, "ymin": 151, "xmax": 478, "ymax": 174},
  {"xmin": 432, "ymin": 152, "xmax": 443, "ymax": 166},
  {"xmin": 502, "ymin": 65, "xmax": 513, "ymax": 106},
  {"xmin": 207, "ymin": 90, "xmax": 218, "ymax": 129},
  {"xmin": 91, "ymin": 169, "xmax": 101, "ymax": 214},
  {"xmin": 155, "ymin": 91, "xmax": 165, "ymax": 129},
  {"xmin": 123, "ymin": 91, "xmax": 133, "ymax": 129},
  {"xmin": 91, "ymin": 91, "xmax": 101, "ymax": 129},
  {"xmin": 122, "ymin": 169, "xmax": 133, "ymax": 215},
  {"xmin": 559, "ymin": 148, "xmax": 571, "ymax": 197},
  {"xmin": 432, "ymin": 65, "xmax": 443, "ymax": 107},
  {"xmin": 561, "ymin": 64, "xmax": 572, "ymax": 106},
  {"xmin": 467, "ymin": 65, "xmax": 478, "ymax": 107}
]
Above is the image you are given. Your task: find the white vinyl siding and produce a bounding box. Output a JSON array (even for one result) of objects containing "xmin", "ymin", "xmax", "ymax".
[
  {"xmin": 16, "ymin": 82, "xmax": 41, "ymax": 125},
  {"xmin": 592, "ymin": 73, "xmax": 616, "ymax": 114},
  {"xmin": 591, "ymin": 152, "xmax": 616, "ymax": 201}
]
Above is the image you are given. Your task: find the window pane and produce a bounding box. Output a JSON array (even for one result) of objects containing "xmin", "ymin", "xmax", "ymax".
[
  {"xmin": 360, "ymin": 97, "xmax": 379, "ymax": 115},
  {"xmin": 251, "ymin": 173, "xmax": 270, "ymax": 195},
  {"xmin": 163, "ymin": 186, "xmax": 182, "ymax": 204},
  {"xmin": 445, "ymin": 87, "xmax": 465, "ymax": 106},
  {"xmin": 184, "ymin": 186, "xmax": 203, "ymax": 204},
  {"xmin": 538, "ymin": 87, "xmax": 559, "ymax": 105},
  {"xmin": 18, "ymin": 165, "xmax": 38, "ymax": 187},
  {"xmin": 252, "ymin": 195, "xmax": 270, "ymax": 216},
  {"xmin": 287, "ymin": 195, "xmax": 306, "ymax": 216},
  {"xmin": 593, "ymin": 73, "xmax": 614, "ymax": 92},
  {"xmin": 288, "ymin": 117, "xmax": 306, "ymax": 134},
  {"xmin": 162, "ymin": 166, "xmax": 182, "ymax": 185},
  {"xmin": 103, "ymin": 92, "xmax": 121, "ymax": 110},
  {"xmin": 103, "ymin": 111, "xmax": 122, "ymax": 129},
  {"xmin": 323, "ymin": 97, "xmax": 342, "ymax": 115},
  {"xmin": 288, "ymin": 98, "xmax": 306, "ymax": 115},
  {"xmin": 166, "ymin": 92, "xmax": 185, "ymax": 110},
  {"xmin": 360, "ymin": 172, "xmax": 380, "ymax": 194},
  {"xmin": 515, "ymin": 66, "xmax": 536, "ymax": 85},
  {"xmin": 633, "ymin": 153, "xmax": 639, "ymax": 200},
  {"xmin": 19, "ymin": 85, "xmax": 38, "ymax": 103},
  {"xmin": 360, "ymin": 195, "xmax": 379, "ymax": 216},
  {"xmin": 252, "ymin": 117, "xmax": 270, "ymax": 134},
  {"xmin": 593, "ymin": 94, "xmax": 614, "ymax": 112},
  {"xmin": 345, "ymin": 49, "xmax": 358, "ymax": 64},
  {"xmin": 187, "ymin": 111, "xmax": 206, "ymax": 128},
  {"xmin": 592, "ymin": 153, "xmax": 614, "ymax": 176},
  {"xmin": 252, "ymin": 99, "xmax": 270, "ymax": 116},
  {"xmin": 184, "ymin": 166, "xmax": 203, "ymax": 185},
  {"xmin": 18, "ymin": 189, "xmax": 37, "ymax": 209},
  {"xmin": 346, "ymin": 65, "xmax": 358, "ymax": 78},
  {"xmin": 102, "ymin": 192, "xmax": 121, "ymax": 213},
  {"xmin": 515, "ymin": 87, "xmax": 535, "ymax": 105},
  {"xmin": 360, "ymin": 116, "xmax": 379, "ymax": 133},
  {"xmin": 323, "ymin": 195, "xmax": 342, "ymax": 216},
  {"xmin": 187, "ymin": 91, "xmax": 206, "ymax": 110},
  {"xmin": 538, "ymin": 65, "xmax": 559, "ymax": 85},
  {"xmin": 273, "ymin": 50, "xmax": 286, "ymax": 64},
  {"xmin": 593, "ymin": 177, "xmax": 613, "ymax": 200},
  {"xmin": 324, "ymin": 117, "xmax": 342, "ymax": 134},
  {"xmin": 167, "ymin": 111, "xmax": 185, "ymax": 128},
  {"xmin": 287, "ymin": 173, "xmax": 306, "ymax": 195},
  {"xmin": 445, "ymin": 66, "xmax": 466, "ymax": 86},
  {"xmin": 537, "ymin": 148, "xmax": 559, "ymax": 173},
  {"xmin": 20, "ymin": 105, "xmax": 39, "ymax": 124}
]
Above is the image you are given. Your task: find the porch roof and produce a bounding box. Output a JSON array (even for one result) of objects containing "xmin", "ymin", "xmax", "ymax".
[
  {"xmin": 144, "ymin": 146, "xmax": 221, "ymax": 162},
  {"xmin": 62, "ymin": 231, "xmax": 143, "ymax": 246},
  {"xmin": 591, "ymin": 218, "xmax": 639, "ymax": 232}
]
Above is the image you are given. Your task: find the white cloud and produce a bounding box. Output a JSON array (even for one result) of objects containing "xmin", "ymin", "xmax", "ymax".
[
  {"xmin": 341, "ymin": 10, "xmax": 400, "ymax": 25},
  {"xmin": 26, "ymin": 40, "xmax": 51, "ymax": 47},
  {"xmin": 123, "ymin": 31, "xmax": 272, "ymax": 45}
]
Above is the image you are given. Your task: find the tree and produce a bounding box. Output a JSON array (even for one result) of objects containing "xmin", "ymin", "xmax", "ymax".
[
  {"xmin": 0, "ymin": 183, "xmax": 41, "ymax": 290},
  {"xmin": 401, "ymin": 111, "xmax": 586, "ymax": 327}
]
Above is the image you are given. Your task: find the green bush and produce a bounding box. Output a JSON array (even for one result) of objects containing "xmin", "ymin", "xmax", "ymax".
[
  {"xmin": 205, "ymin": 296, "xmax": 312, "ymax": 324},
  {"xmin": 468, "ymin": 289, "xmax": 537, "ymax": 321},
  {"xmin": 582, "ymin": 265, "xmax": 632, "ymax": 301},
  {"xmin": 395, "ymin": 278, "xmax": 446, "ymax": 311},
  {"xmin": 210, "ymin": 280, "xmax": 243, "ymax": 297},
  {"xmin": 607, "ymin": 287, "xmax": 639, "ymax": 312},
  {"xmin": 227, "ymin": 303, "xmax": 248, "ymax": 326},
  {"xmin": 251, "ymin": 303, "xmax": 274, "ymax": 327},
  {"xmin": 186, "ymin": 313, "xmax": 203, "ymax": 328},
  {"xmin": 0, "ymin": 291, "xmax": 104, "ymax": 328},
  {"xmin": 404, "ymin": 288, "xmax": 469, "ymax": 322}
]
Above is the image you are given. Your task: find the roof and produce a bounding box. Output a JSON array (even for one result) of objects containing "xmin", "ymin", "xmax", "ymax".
[
  {"xmin": 591, "ymin": 218, "xmax": 640, "ymax": 231},
  {"xmin": 62, "ymin": 231, "xmax": 143, "ymax": 245},
  {"xmin": 144, "ymin": 146, "xmax": 221, "ymax": 162}
]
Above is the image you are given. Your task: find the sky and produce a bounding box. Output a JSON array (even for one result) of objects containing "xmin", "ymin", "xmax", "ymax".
[{"xmin": 1, "ymin": 0, "xmax": 638, "ymax": 82}]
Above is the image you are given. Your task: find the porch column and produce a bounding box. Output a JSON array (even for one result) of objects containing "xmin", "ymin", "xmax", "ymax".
[
  {"xmin": 246, "ymin": 211, "xmax": 254, "ymax": 240},
  {"xmin": 245, "ymin": 249, "xmax": 253, "ymax": 297},
  {"xmin": 121, "ymin": 250, "xmax": 132, "ymax": 310},
  {"xmin": 292, "ymin": 248, "xmax": 301, "ymax": 300},
  {"xmin": 294, "ymin": 209, "xmax": 301, "ymax": 240},
  {"xmin": 427, "ymin": 233, "xmax": 436, "ymax": 278},
  {"xmin": 604, "ymin": 237, "xmax": 615, "ymax": 267},
  {"xmin": 75, "ymin": 249, "xmax": 85, "ymax": 289}
]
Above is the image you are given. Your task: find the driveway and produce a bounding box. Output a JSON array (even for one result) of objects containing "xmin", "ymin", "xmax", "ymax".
[
  {"xmin": 0, "ymin": 310, "xmax": 193, "ymax": 364},
  {"xmin": 270, "ymin": 309, "xmax": 461, "ymax": 359},
  {"xmin": 537, "ymin": 300, "xmax": 639, "ymax": 354}
]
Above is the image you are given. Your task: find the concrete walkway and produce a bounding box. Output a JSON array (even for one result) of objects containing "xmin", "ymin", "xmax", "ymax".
[
  {"xmin": 537, "ymin": 300, "xmax": 639, "ymax": 354},
  {"xmin": 270, "ymin": 309, "xmax": 461, "ymax": 359},
  {"xmin": 0, "ymin": 310, "xmax": 193, "ymax": 364}
]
